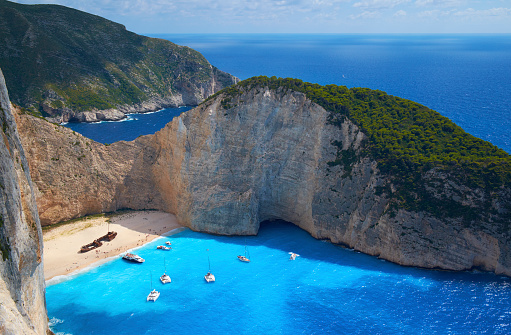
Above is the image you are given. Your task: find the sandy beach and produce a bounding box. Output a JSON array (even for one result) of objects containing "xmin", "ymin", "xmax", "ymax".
[{"xmin": 43, "ymin": 211, "xmax": 183, "ymax": 281}]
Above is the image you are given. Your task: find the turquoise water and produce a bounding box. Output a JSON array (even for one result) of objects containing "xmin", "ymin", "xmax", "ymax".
[{"xmin": 47, "ymin": 222, "xmax": 511, "ymax": 334}]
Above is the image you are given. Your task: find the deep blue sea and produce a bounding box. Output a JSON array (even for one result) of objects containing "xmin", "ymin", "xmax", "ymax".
[
  {"xmin": 65, "ymin": 34, "xmax": 511, "ymax": 153},
  {"xmin": 47, "ymin": 222, "xmax": 511, "ymax": 335},
  {"xmin": 51, "ymin": 34, "xmax": 511, "ymax": 334},
  {"xmin": 64, "ymin": 106, "xmax": 192, "ymax": 144}
]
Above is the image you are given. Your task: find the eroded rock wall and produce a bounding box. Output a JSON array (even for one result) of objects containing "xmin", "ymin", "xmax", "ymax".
[
  {"xmin": 0, "ymin": 69, "xmax": 47, "ymax": 334},
  {"xmin": 16, "ymin": 85, "xmax": 511, "ymax": 277}
]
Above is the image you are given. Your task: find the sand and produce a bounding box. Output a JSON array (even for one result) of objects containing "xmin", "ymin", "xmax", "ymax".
[{"xmin": 43, "ymin": 210, "xmax": 183, "ymax": 281}]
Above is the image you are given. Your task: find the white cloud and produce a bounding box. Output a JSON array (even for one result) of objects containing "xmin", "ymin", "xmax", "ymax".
[
  {"xmin": 394, "ymin": 9, "xmax": 407, "ymax": 16},
  {"xmin": 417, "ymin": 9, "xmax": 454, "ymax": 18},
  {"xmin": 454, "ymin": 7, "xmax": 511, "ymax": 17},
  {"xmin": 415, "ymin": 0, "xmax": 463, "ymax": 7},
  {"xmin": 353, "ymin": 0, "xmax": 411, "ymax": 10},
  {"xmin": 349, "ymin": 10, "xmax": 381, "ymax": 19}
]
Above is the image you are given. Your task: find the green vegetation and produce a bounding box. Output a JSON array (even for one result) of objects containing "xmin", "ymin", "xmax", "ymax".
[
  {"xmin": 41, "ymin": 213, "xmax": 106, "ymax": 232},
  {"xmin": 212, "ymin": 76, "xmax": 511, "ymax": 223},
  {"xmin": 0, "ymin": 233, "xmax": 9, "ymax": 261},
  {"xmin": 0, "ymin": 0, "xmax": 235, "ymax": 116}
]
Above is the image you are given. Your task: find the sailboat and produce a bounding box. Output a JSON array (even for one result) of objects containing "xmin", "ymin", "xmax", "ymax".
[
  {"xmin": 204, "ymin": 254, "xmax": 215, "ymax": 283},
  {"xmin": 147, "ymin": 273, "xmax": 160, "ymax": 302},
  {"xmin": 237, "ymin": 245, "xmax": 250, "ymax": 262},
  {"xmin": 160, "ymin": 258, "xmax": 171, "ymax": 284}
]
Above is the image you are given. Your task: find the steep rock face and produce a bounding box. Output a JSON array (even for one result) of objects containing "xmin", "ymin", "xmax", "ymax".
[
  {"xmin": 0, "ymin": 69, "xmax": 47, "ymax": 334},
  {"xmin": 16, "ymin": 85, "xmax": 511, "ymax": 277},
  {"xmin": 149, "ymin": 87, "xmax": 510, "ymax": 276},
  {"xmin": 0, "ymin": 0, "xmax": 238, "ymax": 123},
  {"xmin": 14, "ymin": 109, "xmax": 163, "ymax": 225}
]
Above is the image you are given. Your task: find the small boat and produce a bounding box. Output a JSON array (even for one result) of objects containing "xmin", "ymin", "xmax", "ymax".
[
  {"xmin": 156, "ymin": 245, "xmax": 171, "ymax": 250},
  {"xmin": 160, "ymin": 273, "xmax": 171, "ymax": 284},
  {"xmin": 204, "ymin": 254, "xmax": 215, "ymax": 283},
  {"xmin": 147, "ymin": 274, "xmax": 160, "ymax": 302},
  {"xmin": 165, "ymin": 241, "xmax": 172, "ymax": 246},
  {"xmin": 147, "ymin": 289, "xmax": 160, "ymax": 302},
  {"xmin": 122, "ymin": 253, "xmax": 145, "ymax": 263},
  {"xmin": 289, "ymin": 252, "xmax": 300, "ymax": 260},
  {"xmin": 204, "ymin": 272, "xmax": 215, "ymax": 283},
  {"xmin": 237, "ymin": 245, "xmax": 250, "ymax": 262},
  {"xmin": 160, "ymin": 258, "xmax": 171, "ymax": 284}
]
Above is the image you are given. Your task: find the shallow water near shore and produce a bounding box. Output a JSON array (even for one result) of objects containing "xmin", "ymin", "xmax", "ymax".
[{"xmin": 47, "ymin": 222, "xmax": 511, "ymax": 334}]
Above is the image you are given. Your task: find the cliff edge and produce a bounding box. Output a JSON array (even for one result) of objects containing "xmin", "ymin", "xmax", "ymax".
[
  {"xmin": 0, "ymin": 68, "xmax": 47, "ymax": 334},
  {"xmin": 16, "ymin": 77, "xmax": 511, "ymax": 277},
  {"xmin": 0, "ymin": 0, "xmax": 238, "ymax": 123}
]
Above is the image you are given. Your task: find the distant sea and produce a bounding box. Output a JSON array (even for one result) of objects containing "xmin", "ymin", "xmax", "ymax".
[
  {"xmin": 50, "ymin": 35, "xmax": 511, "ymax": 334},
  {"xmin": 65, "ymin": 34, "xmax": 511, "ymax": 153}
]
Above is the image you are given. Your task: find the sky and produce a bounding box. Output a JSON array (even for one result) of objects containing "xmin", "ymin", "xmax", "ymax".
[{"xmin": 11, "ymin": 0, "xmax": 511, "ymax": 34}]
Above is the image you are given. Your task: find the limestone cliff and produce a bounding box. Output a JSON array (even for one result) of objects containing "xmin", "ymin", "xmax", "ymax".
[
  {"xmin": 0, "ymin": 0, "xmax": 238, "ymax": 123},
  {"xmin": 0, "ymin": 69, "xmax": 47, "ymax": 334},
  {"xmin": 16, "ymin": 79, "xmax": 511, "ymax": 278}
]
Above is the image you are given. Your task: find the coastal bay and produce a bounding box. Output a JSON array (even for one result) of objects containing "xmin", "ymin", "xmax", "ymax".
[{"xmin": 43, "ymin": 211, "xmax": 182, "ymax": 281}]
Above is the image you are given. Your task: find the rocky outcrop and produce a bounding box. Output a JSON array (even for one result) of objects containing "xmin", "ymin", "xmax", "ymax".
[
  {"xmin": 0, "ymin": 69, "xmax": 47, "ymax": 334},
  {"xmin": 15, "ymin": 83, "xmax": 511, "ymax": 277},
  {"xmin": 0, "ymin": 0, "xmax": 238, "ymax": 123}
]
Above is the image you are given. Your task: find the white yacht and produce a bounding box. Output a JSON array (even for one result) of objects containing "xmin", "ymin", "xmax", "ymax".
[
  {"xmin": 147, "ymin": 289, "xmax": 160, "ymax": 302},
  {"xmin": 156, "ymin": 245, "xmax": 171, "ymax": 250},
  {"xmin": 160, "ymin": 273, "xmax": 171, "ymax": 284},
  {"xmin": 122, "ymin": 253, "xmax": 145, "ymax": 263},
  {"xmin": 204, "ymin": 272, "xmax": 215, "ymax": 283},
  {"xmin": 204, "ymin": 254, "xmax": 215, "ymax": 282}
]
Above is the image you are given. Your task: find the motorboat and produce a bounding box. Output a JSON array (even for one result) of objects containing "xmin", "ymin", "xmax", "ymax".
[
  {"xmin": 122, "ymin": 253, "xmax": 145, "ymax": 263},
  {"xmin": 156, "ymin": 245, "xmax": 171, "ymax": 250},
  {"xmin": 165, "ymin": 241, "xmax": 172, "ymax": 246},
  {"xmin": 147, "ymin": 289, "xmax": 160, "ymax": 302},
  {"xmin": 289, "ymin": 252, "xmax": 300, "ymax": 260}
]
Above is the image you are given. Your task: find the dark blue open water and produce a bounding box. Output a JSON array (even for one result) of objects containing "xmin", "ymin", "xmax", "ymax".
[
  {"xmin": 64, "ymin": 107, "xmax": 192, "ymax": 144},
  {"xmin": 66, "ymin": 34, "xmax": 511, "ymax": 153},
  {"xmin": 51, "ymin": 35, "xmax": 511, "ymax": 334}
]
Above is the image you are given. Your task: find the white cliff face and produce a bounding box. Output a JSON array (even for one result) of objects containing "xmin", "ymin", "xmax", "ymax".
[
  {"xmin": 150, "ymin": 86, "xmax": 511, "ymax": 276},
  {"xmin": 16, "ymin": 84, "xmax": 511, "ymax": 277},
  {"xmin": 0, "ymin": 69, "xmax": 47, "ymax": 334}
]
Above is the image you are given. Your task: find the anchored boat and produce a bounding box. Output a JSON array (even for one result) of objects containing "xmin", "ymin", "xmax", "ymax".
[
  {"xmin": 122, "ymin": 253, "xmax": 145, "ymax": 263},
  {"xmin": 147, "ymin": 274, "xmax": 160, "ymax": 302},
  {"xmin": 237, "ymin": 245, "xmax": 250, "ymax": 262}
]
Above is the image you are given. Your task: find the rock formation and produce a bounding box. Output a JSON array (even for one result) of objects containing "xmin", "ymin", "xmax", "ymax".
[
  {"xmin": 15, "ymin": 80, "xmax": 511, "ymax": 278},
  {"xmin": 0, "ymin": 68, "xmax": 48, "ymax": 334},
  {"xmin": 0, "ymin": 0, "xmax": 238, "ymax": 123}
]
